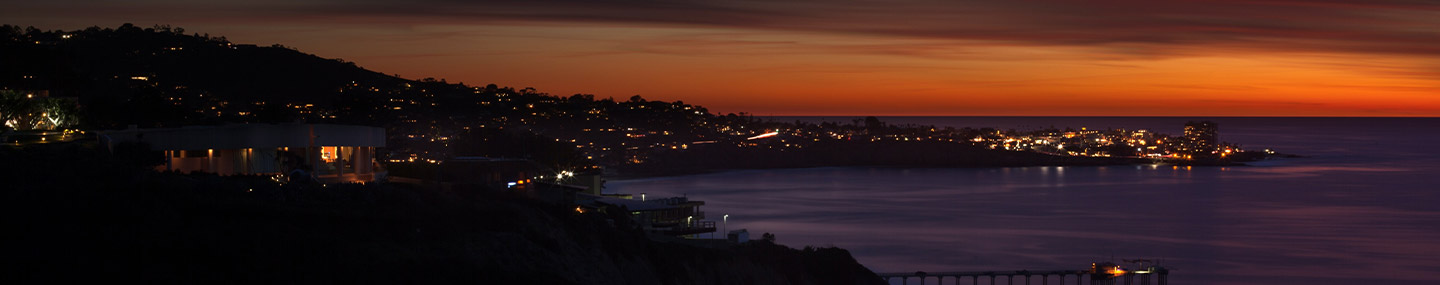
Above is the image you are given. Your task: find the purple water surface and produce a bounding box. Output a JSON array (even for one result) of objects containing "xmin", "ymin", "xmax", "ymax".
[{"xmin": 610, "ymin": 117, "xmax": 1440, "ymax": 285}]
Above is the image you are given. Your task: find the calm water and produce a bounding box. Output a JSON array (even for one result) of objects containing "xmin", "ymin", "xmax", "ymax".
[{"xmin": 610, "ymin": 117, "xmax": 1440, "ymax": 285}]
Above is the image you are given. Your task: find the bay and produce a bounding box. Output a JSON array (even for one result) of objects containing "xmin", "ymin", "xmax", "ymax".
[{"xmin": 609, "ymin": 117, "xmax": 1440, "ymax": 285}]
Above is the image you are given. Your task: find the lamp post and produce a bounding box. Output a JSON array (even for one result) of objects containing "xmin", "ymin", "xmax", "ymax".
[
  {"xmin": 641, "ymin": 193, "xmax": 646, "ymax": 201},
  {"xmin": 723, "ymin": 214, "xmax": 729, "ymax": 238}
]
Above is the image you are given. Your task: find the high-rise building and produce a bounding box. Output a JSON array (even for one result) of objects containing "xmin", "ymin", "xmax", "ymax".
[{"xmin": 1182, "ymin": 121, "xmax": 1218, "ymax": 154}]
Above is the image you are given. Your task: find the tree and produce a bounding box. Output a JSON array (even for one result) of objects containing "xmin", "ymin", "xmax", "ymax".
[
  {"xmin": 116, "ymin": 23, "xmax": 139, "ymax": 33},
  {"xmin": 0, "ymin": 91, "xmax": 35, "ymax": 130},
  {"xmin": 863, "ymin": 116, "xmax": 885, "ymax": 133},
  {"xmin": 0, "ymin": 25, "xmax": 21, "ymax": 40},
  {"xmin": 0, "ymin": 91, "xmax": 81, "ymax": 130},
  {"xmin": 567, "ymin": 94, "xmax": 595, "ymax": 103},
  {"xmin": 37, "ymin": 98, "xmax": 81, "ymax": 129}
]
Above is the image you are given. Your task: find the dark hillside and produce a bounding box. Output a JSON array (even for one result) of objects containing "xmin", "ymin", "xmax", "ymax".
[
  {"xmin": 0, "ymin": 142, "xmax": 883, "ymax": 285},
  {"xmin": 1, "ymin": 23, "xmax": 401, "ymax": 102}
]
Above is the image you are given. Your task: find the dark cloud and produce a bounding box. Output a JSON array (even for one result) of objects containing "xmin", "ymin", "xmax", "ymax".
[
  {"xmin": 8, "ymin": 1, "xmax": 1440, "ymax": 59},
  {"xmin": 243, "ymin": 0, "xmax": 1440, "ymax": 58}
]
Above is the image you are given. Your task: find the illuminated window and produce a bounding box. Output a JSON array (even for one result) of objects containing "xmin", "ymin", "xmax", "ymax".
[{"xmin": 321, "ymin": 146, "xmax": 338, "ymax": 162}]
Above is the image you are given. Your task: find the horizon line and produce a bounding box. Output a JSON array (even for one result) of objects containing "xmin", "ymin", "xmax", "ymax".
[{"xmin": 751, "ymin": 115, "xmax": 1440, "ymax": 118}]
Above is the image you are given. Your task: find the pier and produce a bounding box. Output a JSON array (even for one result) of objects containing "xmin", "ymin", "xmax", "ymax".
[{"xmin": 879, "ymin": 265, "xmax": 1168, "ymax": 285}]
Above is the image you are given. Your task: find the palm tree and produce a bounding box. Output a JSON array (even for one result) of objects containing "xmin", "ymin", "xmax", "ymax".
[{"xmin": 0, "ymin": 91, "xmax": 34, "ymax": 130}]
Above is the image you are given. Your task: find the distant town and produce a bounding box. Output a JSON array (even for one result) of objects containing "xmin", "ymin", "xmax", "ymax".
[{"xmin": 3, "ymin": 25, "xmax": 1276, "ymax": 179}]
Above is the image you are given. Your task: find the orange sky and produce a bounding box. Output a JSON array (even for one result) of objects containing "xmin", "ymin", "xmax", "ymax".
[{"xmin": 6, "ymin": 1, "xmax": 1439, "ymax": 116}]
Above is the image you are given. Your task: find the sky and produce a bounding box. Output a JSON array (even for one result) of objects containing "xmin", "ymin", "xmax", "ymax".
[{"xmin": 5, "ymin": 0, "xmax": 1440, "ymax": 116}]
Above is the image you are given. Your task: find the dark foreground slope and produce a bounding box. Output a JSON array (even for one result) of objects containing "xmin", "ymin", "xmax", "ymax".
[{"xmin": 0, "ymin": 143, "xmax": 882, "ymax": 285}]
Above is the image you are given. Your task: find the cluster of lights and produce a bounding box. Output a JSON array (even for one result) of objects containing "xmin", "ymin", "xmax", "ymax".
[{"xmin": 506, "ymin": 179, "xmax": 532, "ymax": 188}]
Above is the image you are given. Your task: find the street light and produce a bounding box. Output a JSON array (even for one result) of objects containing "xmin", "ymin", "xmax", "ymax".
[
  {"xmin": 723, "ymin": 214, "xmax": 729, "ymax": 238},
  {"xmin": 641, "ymin": 193, "xmax": 646, "ymax": 201}
]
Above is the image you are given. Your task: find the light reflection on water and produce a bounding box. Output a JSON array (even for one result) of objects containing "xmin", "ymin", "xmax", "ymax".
[{"xmin": 609, "ymin": 118, "xmax": 1440, "ymax": 285}]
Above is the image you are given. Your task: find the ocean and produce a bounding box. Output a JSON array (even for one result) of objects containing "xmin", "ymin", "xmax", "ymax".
[{"xmin": 608, "ymin": 117, "xmax": 1440, "ymax": 285}]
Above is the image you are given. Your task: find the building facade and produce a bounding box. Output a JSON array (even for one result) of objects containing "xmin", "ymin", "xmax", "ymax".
[
  {"xmin": 100, "ymin": 123, "xmax": 386, "ymax": 183},
  {"xmin": 579, "ymin": 195, "xmax": 716, "ymax": 237},
  {"xmin": 1181, "ymin": 121, "xmax": 1218, "ymax": 154}
]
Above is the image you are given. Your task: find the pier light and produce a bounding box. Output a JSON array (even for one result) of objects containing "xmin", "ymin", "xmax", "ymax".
[{"xmin": 723, "ymin": 214, "xmax": 730, "ymax": 236}]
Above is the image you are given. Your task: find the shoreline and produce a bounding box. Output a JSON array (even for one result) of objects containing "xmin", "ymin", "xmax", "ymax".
[
  {"xmin": 607, "ymin": 160, "xmax": 1232, "ymax": 181},
  {"xmin": 607, "ymin": 152, "xmax": 1306, "ymax": 180},
  {"xmin": 607, "ymin": 153, "xmax": 1300, "ymax": 180}
]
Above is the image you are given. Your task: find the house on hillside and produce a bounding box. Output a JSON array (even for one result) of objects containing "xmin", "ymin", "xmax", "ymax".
[
  {"xmin": 99, "ymin": 123, "xmax": 386, "ymax": 183},
  {"xmin": 435, "ymin": 156, "xmax": 545, "ymax": 188},
  {"xmin": 433, "ymin": 157, "xmax": 589, "ymax": 204},
  {"xmin": 579, "ymin": 194, "xmax": 716, "ymax": 238}
]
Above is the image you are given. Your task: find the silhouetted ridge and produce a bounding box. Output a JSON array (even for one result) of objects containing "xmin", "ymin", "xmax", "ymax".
[{"xmin": 1, "ymin": 23, "xmax": 401, "ymax": 102}]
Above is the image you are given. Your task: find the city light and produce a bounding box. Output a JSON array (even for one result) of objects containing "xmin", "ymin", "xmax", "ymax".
[{"xmin": 746, "ymin": 131, "xmax": 779, "ymax": 140}]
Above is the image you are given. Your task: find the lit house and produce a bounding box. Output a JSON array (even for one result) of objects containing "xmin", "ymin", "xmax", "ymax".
[
  {"xmin": 578, "ymin": 194, "xmax": 716, "ymax": 237},
  {"xmin": 100, "ymin": 124, "xmax": 386, "ymax": 183}
]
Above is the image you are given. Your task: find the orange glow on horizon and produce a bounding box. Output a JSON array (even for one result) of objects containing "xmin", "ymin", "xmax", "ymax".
[
  {"xmin": 11, "ymin": 11, "xmax": 1440, "ymax": 117},
  {"xmin": 311, "ymin": 25, "xmax": 1440, "ymax": 117}
]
